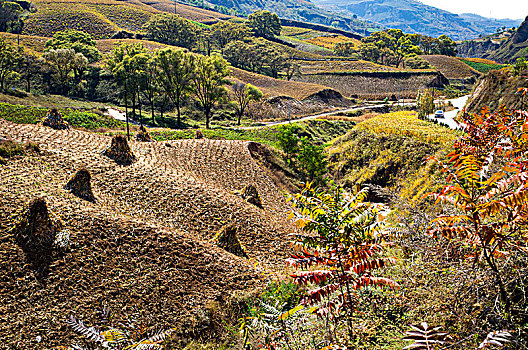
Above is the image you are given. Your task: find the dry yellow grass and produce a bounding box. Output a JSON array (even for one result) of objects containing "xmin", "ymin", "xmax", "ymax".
[
  {"xmin": 303, "ymin": 35, "xmax": 360, "ymax": 50},
  {"xmin": 421, "ymin": 55, "xmax": 481, "ymax": 79},
  {"xmin": 318, "ymin": 112, "xmax": 380, "ymax": 123},
  {"xmin": 0, "ymin": 33, "xmax": 49, "ymax": 54},
  {"xmin": 21, "ymin": 0, "xmax": 231, "ymax": 39},
  {"xmin": 356, "ymin": 110, "xmax": 458, "ymax": 145},
  {"xmin": 457, "ymin": 57, "xmax": 500, "ymax": 65},
  {"xmin": 231, "ymin": 67, "xmax": 331, "ymax": 100}
]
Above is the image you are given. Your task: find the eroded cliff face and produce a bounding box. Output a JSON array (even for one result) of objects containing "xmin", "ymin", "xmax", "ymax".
[
  {"xmin": 457, "ymin": 39, "xmax": 501, "ymax": 59},
  {"xmin": 457, "ymin": 16, "xmax": 528, "ymax": 63},
  {"xmin": 466, "ymin": 68, "xmax": 528, "ymax": 114},
  {"xmin": 489, "ymin": 16, "xmax": 528, "ymax": 63}
]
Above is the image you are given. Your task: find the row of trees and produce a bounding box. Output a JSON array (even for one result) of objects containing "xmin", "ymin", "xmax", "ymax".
[
  {"xmin": 106, "ymin": 43, "xmax": 264, "ymax": 129},
  {"xmin": 141, "ymin": 11, "xmax": 298, "ymax": 80},
  {"xmin": 142, "ymin": 10, "xmax": 281, "ymax": 52},
  {"xmin": 0, "ymin": 30, "xmax": 264, "ymax": 129},
  {"xmin": 335, "ymin": 29, "xmax": 457, "ymax": 67}
]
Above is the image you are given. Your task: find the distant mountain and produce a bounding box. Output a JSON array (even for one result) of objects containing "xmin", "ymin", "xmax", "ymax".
[
  {"xmin": 310, "ymin": 0, "xmax": 523, "ymax": 40},
  {"xmin": 204, "ymin": 0, "xmax": 383, "ymax": 34}
]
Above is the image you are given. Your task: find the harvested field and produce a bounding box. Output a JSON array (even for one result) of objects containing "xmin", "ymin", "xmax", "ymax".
[
  {"xmin": 421, "ymin": 55, "xmax": 481, "ymax": 80},
  {"xmin": 135, "ymin": 0, "xmax": 233, "ymax": 23},
  {"xmin": 0, "ymin": 118, "xmax": 297, "ymax": 348},
  {"xmin": 294, "ymin": 71, "xmax": 445, "ymax": 99},
  {"xmin": 231, "ymin": 67, "xmax": 336, "ymax": 101},
  {"xmin": 298, "ymin": 59, "xmax": 399, "ymax": 74}
]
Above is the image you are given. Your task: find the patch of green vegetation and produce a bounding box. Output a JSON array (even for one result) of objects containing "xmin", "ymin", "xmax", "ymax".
[
  {"xmin": 0, "ymin": 140, "xmax": 40, "ymax": 164},
  {"xmin": 149, "ymin": 119, "xmax": 355, "ymax": 148},
  {"xmin": 459, "ymin": 58, "xmax": 506, "ymax": 73},
  {"xmin": 0, "ymin": 102, "xmax": 125, "ymax": 129}
]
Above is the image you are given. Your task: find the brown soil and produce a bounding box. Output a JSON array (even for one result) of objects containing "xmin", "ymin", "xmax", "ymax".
[{"xmin": 0, "ymin": 119, "xmax": 297, "ymax": 348}]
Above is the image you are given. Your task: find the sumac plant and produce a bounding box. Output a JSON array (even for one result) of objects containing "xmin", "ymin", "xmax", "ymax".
[
  {"xmin": 427, "ymin": 103, "xmax": 528, "ymax": 316},
  {"xmin": 286, "ymin": 183, "xmax": 398, "ymax": 344}
]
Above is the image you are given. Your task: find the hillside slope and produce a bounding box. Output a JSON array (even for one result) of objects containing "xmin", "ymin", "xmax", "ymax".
[
  {"xmin": 311, "ymin": 0, "xmax": 522, "ymax": 40},
  {"xmin": 0, "ymin": 119, "xmax": 298, "ymax": 347},
  {"xmin": 466, "ymin": 68, "xmax": 528, "ymax": 113},
  {"xmin": 489, "ymin": 16, "xmax": 528, "ymax": 63},
  {"xmin": 21, "ymin": 0, "xmax": 232, "ymax": 39},
  {"xmin": 421, "ymin": 55, "xmax": 481, "ymax": 81},
  {"xmin": 205, "ymin": 0, "xmax": 381, "ymax": 34}
]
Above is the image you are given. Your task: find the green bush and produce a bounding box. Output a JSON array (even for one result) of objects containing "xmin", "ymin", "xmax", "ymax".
[{"xmin": 276, "ymin": 124, "xmax": 299, "ymax": 157}]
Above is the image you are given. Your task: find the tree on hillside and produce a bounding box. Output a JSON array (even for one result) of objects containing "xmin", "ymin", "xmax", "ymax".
[
  {"xmin": 143, "ymin": 14, "xmax": 200, "ymax": 49},
  {"xmin": 358, "ymin": 30, "xmax": 422, "ymax": 67},
  {"xmin": 334, "ymin": 41, "xmax": 357, "ymax": 57},
  {"xmin": 17, "ymin": 51, "xmax": 42, "ymax": 93},
  {"xmin": 0, "ymin": 0, "xmax": 23, "ymax": 33},
  {"xmin": 284, "ymin": 59, "xmax": 300, "ymax": 81},
  {"xmin": 437, "ymin": 34, "xmax": 457, "ymax": 56},
  {"xmin": 45, "ymin": 30, "xmax": 102, "ymax": 63},
  {"xmin": 223, "ymin": 37, "xmax": 289, "ymax": 78},
  {"xmin": 138, "ymin": 57, "xmax": 160, "ymax": 125},
  {"xmin": 0, "ymin": 37, "xmax": 21, "ymax": 90},
  {"xmin": 191, "ymin": 54, "xmax": 231, "ymax": 129},
  {"xmin": 154, "ymin": 48, "xmax": 195, "ymax": 127},
  {"xmin": 106, "ymin": 43, "xmax": 147, "ymax": 137},
  {"xmin": 416, "ymin": 89, "xmax": 434, "ymax": 119},
  {"xmin": 209, "ymin": 20, "xmax": 251, "ymax": 52},
  {"xmin": 427, "ymin": 105, "xmax": 528, "ymax": 315},
  {"xmin": 247, "ymin": 10, "xmax": 281, "ymax": 39},
  {"xmin": 396, "ymin": 35, "xmax": 422, "ymax": 67},
  {"xmin": 232, "ymin": 82, "xmax": 262, "ymax": 125},
  {"xmin": 43, "ymin": 48, "xmax": 87, "ymax": 94}
]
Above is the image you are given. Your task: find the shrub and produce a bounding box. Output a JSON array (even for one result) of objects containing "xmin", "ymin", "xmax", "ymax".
[
  {"xmin": 286, "ymin": 183, "xmax": 397, "ymax": 345},
  {"xmin": 276, "ymin": 124, "xmax": 299, "ymax": 158},
  {"xmin": 297, "ymin": 137, "xmax": 327, "ymax": 183}
]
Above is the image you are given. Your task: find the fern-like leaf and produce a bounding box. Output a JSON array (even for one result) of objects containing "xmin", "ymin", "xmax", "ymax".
[
  {"xmin": 402, "ymin": 322, "xmax": 447, "ymax": 350},
  {"xmin": 66, "ymin": 315, "xmax": 104, "ymax": 344},
  {"xmin": 478, "ymin": 330, "xmax": 512, "ymax": 349}
]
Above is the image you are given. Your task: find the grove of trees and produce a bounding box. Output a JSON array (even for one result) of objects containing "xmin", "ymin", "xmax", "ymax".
[{"xmin": 335, "ymin": 29, "xmax": 457, "ymax": 67}]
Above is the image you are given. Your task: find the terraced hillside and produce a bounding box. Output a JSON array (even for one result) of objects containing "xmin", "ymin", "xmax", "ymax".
[
  {"xmin": 294, "ymin": 70, "xmax": 445, "ymax": 99},
  {"xmin": 0, "ymin": 119, "xmax": 298, "ymax": 347},
  {"xmin": 21, "ymin": 0, "xmax": 232, "ymax": 39},
  {"xmin": 421, "ymin": 55, "xmax": 481, "ymax": 81}
]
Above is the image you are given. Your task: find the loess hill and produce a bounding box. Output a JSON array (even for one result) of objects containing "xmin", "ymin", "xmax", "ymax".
[
  {"xmin": 22, "ymin": 0, "xmax": 233, "ymax": 39},
  {"xmin": 0, "ymin": 119, "xmax": 299, "ymax": 348}
]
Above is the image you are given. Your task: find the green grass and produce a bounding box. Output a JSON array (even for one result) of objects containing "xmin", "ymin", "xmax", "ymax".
[
  {"xmin": 148, "ymin": 119, "xmax": 356, "ymax": 148},
  {"xmin": 0, "ymin": 102, "xmax": 125, "ymax": 130},
  {"xmin": 458, "ymin": 59, "xmax": 507, "ymax": 74}
]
